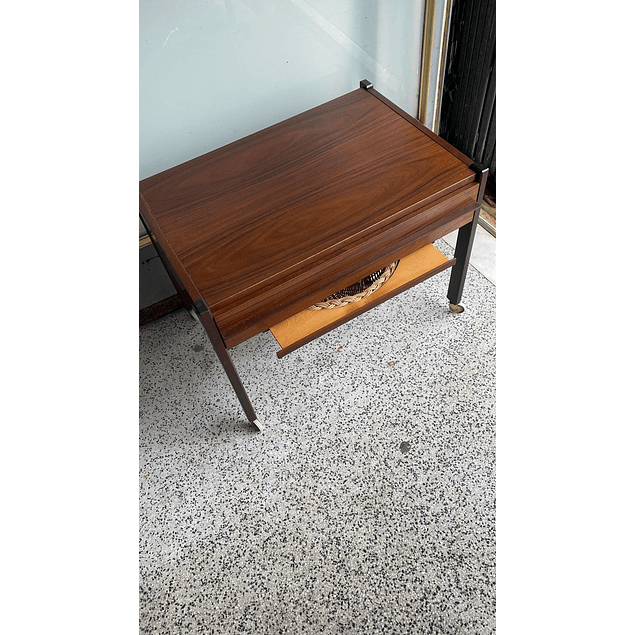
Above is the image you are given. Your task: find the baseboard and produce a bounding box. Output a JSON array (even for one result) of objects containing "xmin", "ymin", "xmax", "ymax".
[{"xmin": 139, "ymin": 294, "xmax": 184, "ymax": 326}]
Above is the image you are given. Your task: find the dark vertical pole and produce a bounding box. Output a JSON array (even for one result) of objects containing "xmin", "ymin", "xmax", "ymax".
[
  {"xmin": 447, "ymin": 166, "xmax": 489, "ymax": 311},
  {"xmin": 192, "ymin": 300, "xmax": 262, "ymax": 431}
]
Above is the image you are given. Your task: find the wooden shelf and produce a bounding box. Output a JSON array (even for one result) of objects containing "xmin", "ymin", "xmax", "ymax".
[{"xmin": 270, "ymin": 243, "xmax": 454, "ymax": 358}]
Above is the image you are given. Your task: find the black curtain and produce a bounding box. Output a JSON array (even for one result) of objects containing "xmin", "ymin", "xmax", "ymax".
[{"xmin": 438, "ymin": 0, "xmax": 496, "ymax": 192}]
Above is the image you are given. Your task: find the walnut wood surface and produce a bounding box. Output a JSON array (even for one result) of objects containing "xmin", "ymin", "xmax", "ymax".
[
  {"xmin": 220, "ymin": 190, "xmax": 477, "ymax": 348},
  {"xmin": 367, "ymin": 87, "xmax": 475, "ymax": 166},
  {"xmin": 140, "ymin": 88, "xmax": 478, "ymax": 346},
  {"xmin": 270, "ymin": 243, "xmax": 454, "ymax": 358}
]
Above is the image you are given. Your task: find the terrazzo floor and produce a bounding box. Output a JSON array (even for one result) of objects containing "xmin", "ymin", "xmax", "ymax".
[{"xmin": 139, "ymin": 239, "xmax": 496, "ymax": 634}]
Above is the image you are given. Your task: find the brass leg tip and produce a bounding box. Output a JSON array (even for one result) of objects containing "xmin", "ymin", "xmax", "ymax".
[{"xmin": 449, "ymin": 303, "xmax": 464, "ymax": 314}]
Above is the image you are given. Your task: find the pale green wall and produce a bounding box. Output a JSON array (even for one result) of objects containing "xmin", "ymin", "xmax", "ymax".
[{"xmin": 139, "ymin": 0, "xmax": 427, "ymax": 309}]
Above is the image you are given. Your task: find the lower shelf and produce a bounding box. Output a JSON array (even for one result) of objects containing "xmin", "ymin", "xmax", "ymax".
[{"xmin": 269, "ymin": 242, "xmax": 455, "ymax": 358}]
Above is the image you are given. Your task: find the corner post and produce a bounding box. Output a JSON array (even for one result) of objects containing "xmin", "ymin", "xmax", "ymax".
[
  {"xmin": 192, "ymin": 300, "xmax": 262, "ymax": 431},
  {"xmin": 447, "ymin": 165, "xmax": 489, "ymax": 311}
]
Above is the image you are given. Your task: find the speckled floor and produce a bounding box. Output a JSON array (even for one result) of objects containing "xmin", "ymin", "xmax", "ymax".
[{"xmin": 139, "ymin": 239, "xmax": 496, "ymax": 634}]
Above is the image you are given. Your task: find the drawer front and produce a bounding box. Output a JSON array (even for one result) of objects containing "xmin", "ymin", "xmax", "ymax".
[{"xmin": 217, "ymin": 181, "xmax": 479, "ymax": 348}]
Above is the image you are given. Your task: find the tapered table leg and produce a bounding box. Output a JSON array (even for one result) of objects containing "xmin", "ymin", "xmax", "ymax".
[
  {"xmin": 447, "ymin": 209, "xmax": 479, "ymax": 309},
  {"xmin": 193, "ymin": 300, "xmax": 262, "ymax": 431},
  {"xmin": 447, "ymin": 166, "xmax": 489, "ymax": 311},
  {"xmin": 140, "ymin": 214, "xmax": 261, "ymax": 430}
]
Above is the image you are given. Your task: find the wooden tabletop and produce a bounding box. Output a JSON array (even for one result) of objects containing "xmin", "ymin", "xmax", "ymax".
[{"xmin": 140, "ymin": 87, "xmax": 478, "ymax": 347}]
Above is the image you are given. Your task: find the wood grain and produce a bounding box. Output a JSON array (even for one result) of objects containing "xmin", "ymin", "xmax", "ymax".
[
  {"xmin": 140, "ymin": 87, "xmax": 479, "ymax": 348},
  {"xmin": 218, "ymin": 188, "xmax": 478, "ymax": 347},
  {"xmin": 270, "ymin": 243, "xmax": 454, "ymax": 357}
]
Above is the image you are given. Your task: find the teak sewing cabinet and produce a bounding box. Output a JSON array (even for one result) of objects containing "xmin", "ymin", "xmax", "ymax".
[{"xmin": 140, "ymin": 81, "xmax": 488, "ymax": 430}]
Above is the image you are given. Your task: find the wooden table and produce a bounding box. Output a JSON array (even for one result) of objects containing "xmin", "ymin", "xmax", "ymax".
[{"xmin": 140, "ymin": 81, "xmax": 488, "ymax": 430}]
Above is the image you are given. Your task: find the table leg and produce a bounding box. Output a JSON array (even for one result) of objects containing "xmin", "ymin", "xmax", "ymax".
[
  {"xmin": 140, "ymin": 214, "xmax": 262, "ymax": 430},
  {"xmin": 193, "ymin": 300, "xmax": 262, "ymax": 431},
  {"xmin": 447, "ymin": 209, "xmax": 479, "ymax": 311},
  {"xmin": 447, "ymin": 166, "xmax": 489, "ymax": 311}
]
